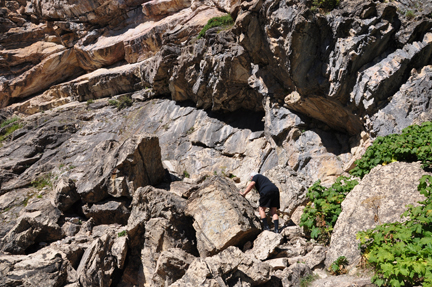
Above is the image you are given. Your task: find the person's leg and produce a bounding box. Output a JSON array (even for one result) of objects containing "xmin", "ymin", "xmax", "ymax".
[
  {"xmin": 259, "ymin": 206, "xmax": 269, "ymax": 230},
  {"xmin": 270, "ymin": 207, "xmax": 279, "ymax": 233}
]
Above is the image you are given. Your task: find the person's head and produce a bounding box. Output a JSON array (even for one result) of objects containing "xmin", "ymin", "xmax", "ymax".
[{"xmin": 250, "ymin": 172, "xmax": 258, "ymax": 180}]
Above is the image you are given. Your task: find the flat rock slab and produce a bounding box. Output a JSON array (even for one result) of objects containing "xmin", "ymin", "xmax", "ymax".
[
  {"xmin": 186, "ymin": 176, "xmax": 261, "ymax": 257},
  {"xmin": 326, "ymin": 161, "xmax": 431, "ymax": 267}
]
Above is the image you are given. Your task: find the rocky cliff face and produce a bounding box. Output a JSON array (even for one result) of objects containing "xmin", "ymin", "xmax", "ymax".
[{"xmin": 1, "ymin": 0, "xmax": 432, "ymax": 286}]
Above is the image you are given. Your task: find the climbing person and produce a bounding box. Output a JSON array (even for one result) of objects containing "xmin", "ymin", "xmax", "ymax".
[{"xmin": 240, "ymin": 172, "xmax": 280, "ymax": 233}]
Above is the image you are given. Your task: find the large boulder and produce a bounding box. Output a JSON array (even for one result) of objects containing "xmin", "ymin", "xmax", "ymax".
[
  {"xmin": 77, "ymin": 134, "xmax": 165, "ymax": 203},
  {"xmin": 185, "ymin": 176, "xmax": 261, "ymax": 257},
  {"xmin": 77, "ymin": 230, "xmax": 128, "ymax": 287},
  {"xmin": 0, "ymin": 247, "xmax": 74, "ymax": 287},
  {"xmin": 0, "ymin": 199, "xmax": 62, "ymax": 254},
  {"xmin": 247, "ymin": 230, "xmax": 283, "ymax": 261},
  {"xmin": 152, "ymin": 248, "xmax": 196, "ymax": 286},
  {"xmin": 123, "ymin": 185, "xmax": 197, "ymax": 287},
  {"xmin": 325, "ymin": 161, "xmax": 431, "ymax": 267},
  {"xmin": 82, "ymin": 199, "xmax": 131, "ymax": 225}
]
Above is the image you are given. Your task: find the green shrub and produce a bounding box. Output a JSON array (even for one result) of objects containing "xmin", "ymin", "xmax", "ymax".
[
  {"xmin": 31, "ymin": 173, "xmax": 53, "ymax": 191},
  {"xmin": 300, "ymin": 273, "xmax": 319, "ymax": 287},
  {"xmin": 0, "ymin": 117, "xmax": 23, "ymax": 145},
  {"xmin": 0, "ymin": 117, "xmax": 19, "ymax": 128},
  {"xmin": 350, "ymin": 121, "xmax": 432, "ymax": 179},
  {"xmin": 198, "ymin": 14, "xmax": 234, "ymax": 39},
  {"xmin": 118, "ymin": 230, "xmax": 127, "ymax": 237},
  {"xmin": 183, "ymin": 170, "xmax": 190, "ymax": 178},
  {"xmin": 108, "ymin": 99, "xmax": 118, "ymax": 106},
  {"xmin": 117, "ymin": 95, "xmax": 132, "ymax": 110},
  {"xmin": 406, "ymin": 10, "xmax": 415, "ymax": 20},
  {"xmin": 329, "ymin": 256, "xmax": 349, "ymax": 275},
  {"xmin": 300, "ymin": 176, "xmax": 358, "ymax": 243},
  {"xmin": 312, "ymin": 0, "xmax": 340, "ymax": 10},
  {"xmin": 357, "ymin": 175, "xmax": 432, "ymax": 287}
]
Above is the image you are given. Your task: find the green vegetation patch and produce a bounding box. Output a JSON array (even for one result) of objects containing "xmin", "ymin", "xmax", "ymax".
[
  {"xmin": 312, "ymin": 0, "xmax": 340, "ymax": 10},
  {"xmin": 0, "ymin": 116, "xmax": 19, "ymax": 128},
  {"xmin": 198, "ymin": 14, "xmax": 234, "ymax": 39},
  {"xmin": 31, "ymin": 173, "xmax": 53, "ymax": 191},
  {"xmin": 118, "ymin": 230, "xmax": 127, "ymax": 237},
  {"xmin": 300, "ymin": 176, "xmax": 358, "ymax": 244},
  {"xmin": 357, "ymin": 175, "xmax": 432, "ymax": 287},
  {"xmin": 350, "ymin": 121, "xmax": 432, "ymax": 179},
  {"xmin": 329, "ymin": 256, "xmax": 349, "ymax": 275},
  {"xmin": 109, "ymin": 95, "xmax": 133, "ymax": 110},
  {"xmin": 300, "ymin": 273, "xmax": 319, "ymax": 287},
  {"xmin": 0, "ymin": 117, "xmax": 23, "ymax": 145}
]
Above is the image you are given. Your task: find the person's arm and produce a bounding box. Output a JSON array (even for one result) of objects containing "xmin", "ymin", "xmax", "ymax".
[{"xmin": 241, "ymin": 181, "xmax": 255, "ymax": 197}]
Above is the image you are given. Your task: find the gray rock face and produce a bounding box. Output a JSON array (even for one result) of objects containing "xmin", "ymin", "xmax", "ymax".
[
  {"xmin": 0, "ymin": 199, "xmax": 62, "ymax": 254},
  {"xmin": 171, "ymin": 246, "xmax": 272, "ymax": 287},
  {"xmin": 0, "ymin": 247, "xmax": 72, "ymax": 287},
  {"xmin": 77, "ymin": 133, "xmax": 165, "ymax": 203},
  {"xmin": 248, "ymin": 230, "xmax": 283, "ymax": 261},
  {"xmin": 82, "ymin": 199, "xmax": 131, "ymax": 225},
  {"xmin": 325, "ymin": 161, "xmax": 431, "ymax": 267},
  {"xmin": 54, "ymin": 177, "xmax": 79, "ymax": 212},
  {"xmin": 186, "ymin": 176, "xmax": 261, "ymax": 257},
  {"xmin": 370, "ymin": 65, "xmax": 432, "ymax": 137},
  {"xmin": 153, "ymin": 248, "xmax": 196, "ymax": 286},
  {"xmin": 77, "ymin": 230, "xmax": 128, "ymax": 287}
]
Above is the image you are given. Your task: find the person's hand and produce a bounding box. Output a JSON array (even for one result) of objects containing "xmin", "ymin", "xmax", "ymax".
[{"xmin": 240, "ymin": 191, "xmax": 245, "ymax": 197}]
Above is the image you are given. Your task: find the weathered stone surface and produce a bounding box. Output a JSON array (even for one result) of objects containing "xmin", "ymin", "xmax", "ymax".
[
  {"xmin": 326, "ymin": 161, "xmax": 431, "ymax": 267},
  {"xmin": 142, "ymin": 0, "xmax": 191, "ymax": 18},
  {"xmin": 0, "ymin": 49, "xmax": 83, "ymax": 107},
  {"xmin": 82, "ymin": 199, "xmax": 131, "ymax": 225},
  {"xmin": 53, "ymin": 177, "xmax": 79, "ymax": 212},
  {"xmin": 273, "ymin": 263, "xmax": 312, "ymax": 287},
  {"xmin": 369, "ymin": 65, "xmax": 432, "ymax": 137},
  {"xmin": 186, "ymin": 176, "xmax": 261, "ymax": 257},
  {"xmin": 152, "ymin": 248, "xmax": 196, "ymax": 286},
  {"xmin": 247, "ymin": 230, "xmax": 283, "ymax": 261},
  {"xmin": 77, "ymin": 134, "xmax": 165, "ymax": 203},
  {"xmin": 171, "ymin": 246, "xmax": 272, "ymax": 286},
  {"xmin": 309, "ymin": 274, "xmax": 374, "ymax": 287},
  {"xmin": 124, "ymin": 185, "xmax": 197, "ymax": 286},
  {"xmin": 265, "ymin": 257, "xmax": 288, "ymax": 270},
  {"xmin": 287, "ymin": 245, "xmax": 327, "ymax": 269},
  {"xmin": 77, "ymin": 230, "xmax": 128, "ymax": 287},
  {"xmin": 0, "ymin": 247, "xmax": 72, "ymax": 287},
  {"xmin": 0, "ymin": 199, "xmax": 62, "ymax": 254},
  {"xmin": 351, "ymin": 33, "xmax": 432, "ymax": 115}
]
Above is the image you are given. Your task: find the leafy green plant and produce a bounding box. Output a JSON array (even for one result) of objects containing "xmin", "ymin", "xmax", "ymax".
[
  {"xmin": 300, "ymin": 176, "xmax": 358, "ymax": 243},
  {"xmin": 350, "ymin": 121, "xmax": 432, "ymax": 179},
  {"xmin": 329, "ymin": 256, "xmax": 349, "ymax": 275},
  {"xmin": 300, "ymin": 273, "xmax": 319, "ymax": 287},
  {"xmin": 357, "ymin": 175, "xmax": 432, "ymax": 287},
  {"xmin": 118, "ymin": 230, "xmax": 127, "ymax": 237},
  {"xmin": 86, "ymin": 99, "xmax": 94, "ymax": 105},
  {"xmin": 198, "ymin": 14, "xmax": 234, "ymax": 39}
]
